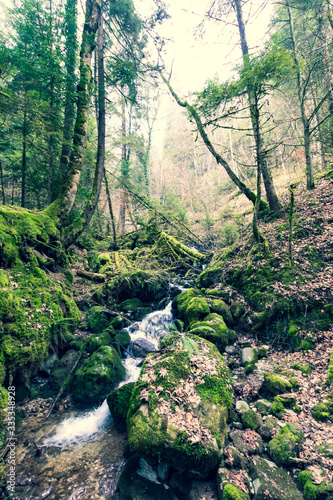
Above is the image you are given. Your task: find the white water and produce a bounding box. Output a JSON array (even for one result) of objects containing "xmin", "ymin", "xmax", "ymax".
[{"xmin": 43, "ymin": 302, "xmax": 174, "ymax": 447}]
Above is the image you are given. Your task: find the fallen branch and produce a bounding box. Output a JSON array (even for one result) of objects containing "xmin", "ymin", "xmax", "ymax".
[{"xmin": 77, "ymin": 270, "xmax": 105, "ymax": 282}]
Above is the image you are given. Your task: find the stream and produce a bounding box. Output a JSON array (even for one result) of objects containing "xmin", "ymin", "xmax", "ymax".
[{"xmin": 13, "ymin": 302, "xmax": 174, "ymax": 500}]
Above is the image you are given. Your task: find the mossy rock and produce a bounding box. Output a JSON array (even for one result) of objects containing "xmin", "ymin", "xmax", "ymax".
[
  {"xmin": 258, "ymin": 416, "xmax": 280, "ymax": 440},
  {"xmin": 270, "ymin": 400, "xmax": 285, "ymax": 419},
  {"xmin": 47, "ymin": 350, "xmax": 80, "ymax": 392},
  {"xmin": 127, "ymin": 332, "xmax": 232, "ymax": 479},
  {"xmin": 255, "ymin": 400, "xmax": 271, "ymax": 415},
  {"xmin": 264, "ymin": 372, "xmax": 292, "ymax": 395},
  {"xmin": 189, "ymin": 314, "xmax": 230, "ymax": 352},
  {"xmin": 217, "ymin": 468, "xmax": 250, "ymax": 500},
  {"xmin": 172, "ymin": 288, "xmax": 203, "ymax": 319},
  {"xmin": 84, "ymin": 330, "xmax": 114, "ymax": 354},
  {"xmin": 107, "ymin": 269, "xmax": 168, "ymax": 303},
  {"xmin": 242, "ymin": 409, "xmax": 262, "ymax": 430},
  {"xmin": 311, "ymin": 402, "xmax": 333, "ymax": 422},
  {"xmin": 107, "ymin": 382, "xmax": 135, "ymax": 431},
  {"xmin": 229, "ymin": 429, "xmax": 263, "ymax": 455},
  {"xmin": 291, "ymin": 363, "xmax": 312, "ymax": 377},
  {"xmin": 268, "ymin": 423, "xmax": 304, "ymax": 464},
  {"xmin": 196, "ymin": 263, "xmax": 223, "ymax": 288},
  {"xmin": 230, "ymin": 302, "xmax": 246, "ymax": 318},
  {"xmin": 299, "ymin": 471, "xmax": 333, "ymax": 500},
  {"xmin": 86, "ymin": 306, "xmax": 110, "ymax": 333},
  {"xmin": 210, "ymin": 300, "xmax": 233, "ymax": 326},
  {"xmin": 119, "ymin": 298, "xmax": 144, "ymax": 312},
  {"xmin": 186, "ymin": 296, "xmax": 210, "ymax": 326},
  {"xmin": 72, "ymin": 346, "xmax": 126, "ymax": 404},
  {"xmin": 328, "ymin": 347, "xmax": 333, "ymax": 385},
  {"xmin": 250, "ymin": 457, "xmax": 304, "ymax": 500}
]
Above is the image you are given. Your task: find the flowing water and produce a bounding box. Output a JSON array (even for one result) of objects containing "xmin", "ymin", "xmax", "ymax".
[{"xmin": 13, "ymin": 303, "xmax": 174, "ymax": 500}]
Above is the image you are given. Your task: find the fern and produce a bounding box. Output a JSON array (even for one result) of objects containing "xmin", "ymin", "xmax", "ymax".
[{"xmin": 182, "ymin": 336, "xmax": 200, "ymax": 358}]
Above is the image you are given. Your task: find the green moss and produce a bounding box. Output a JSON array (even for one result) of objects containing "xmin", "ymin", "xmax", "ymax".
[
  {"xmin": 291, "ymin": 363, "xmax": 312, "ymax": 377},
  {"xmin": 242, "ymin": 409, "xmax": 262, "ymax": 429},
  {"xmin": 264, "ymin": 372, "xmax": 292, "ymax": 395},
  {"xmin": 258, "ymin": 347, "xmax": 267, "ymax": 358},
  {"xmin": 210, "ymin": 299, "xmax": 233, "ymax": 325},
  {"xmin": 311, "ymin": 402, "xmax": 333, "ymax": 422},
  {"xmin": 328, "ymin": 347, "xmax": 333, "ymax": 385},
  {"xmin": 197, "ymin": 373, "xmax": 232, "ymax": 409},
  {"xmin": 223, "ymin": 484, "xmax": 250, "ymax": 500},
  {"xmin": 186, "ymin": 297, "xmax": 210, "ymax": 326},
  {"xmin": 0, "ymin": 270, "xmax": 9, "ymax": 287},
  {"xmin": 289, "ymin": 377, "xmax": 300, "ymax": 389},
  {"xmin": 230, "ymin": 302, "xmax": 246, "ymax": 318},
  {"xmin": 190, "ymin": 313, "xmax": 229, "ymax": 352},
  {"xmin": 271, "ymin": 400, "xmax": 286, "ymax": 419},
  {"xmin": 86, "ymin": 306, "xmax": 111, "ymax": 333},
  {"xmin": 107, "ymin": 382, "xmax": 135, "ymax": 431},
  {"xmin": 244, "ymin": 363, "xmax": 256, "ymax": 374},
  {"xmin": 119, "ymin": 298, "xmax": 144, "ymax": 312},
  {"xmin": 268, "ymin": 424, "xmax": 304, "ymax": 464},
  {"xmin": 173, "ymin": 430, "xmax": 208, "ymax": 459}
]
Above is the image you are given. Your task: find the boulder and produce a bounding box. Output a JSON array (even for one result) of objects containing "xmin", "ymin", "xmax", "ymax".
[
  {"xmin": 48, "ymin": 350, "xmax": 78, "ymax": 391},
  {"xmin": 250, "ymin": 457, "xmax": 304, "ymax": 500},
  {"xmin": 210, "ymin": 300, "xmax": 233, "ymax": 326},
  {"xmin": 107, "ymin": 382, "xmax": 135, "ymax": 431},
  {"xmin": 127, "ymin": 332, "xmax": 232, "ymax": 479},
  {"xmin": 117, "ymin": 455, "xmax": 178, "ymax": 500},
  {"xmin": 235, "ymin": 401, "xmax": 250, "ymax": 415},
  {"xmin": 241, "ymin": 409, "xmax": 262, "ymax": 430},
  {"xmin": 241, "ymin": 348, "xmax": 258, "ymax": 366},
  {"xmin": 131, "ymin": 338, "xmax": 156, "ymax": 358},
  {"xmin": 39, "ymin": 353, "xmax": 59, "ymax": 377},
  {"xmin": 172, "ymin": 288, "xmax": 203, "ymax": 319},
  {"xmin": 268, "ymin": 424, "xmax": 304, "ymax": 465},
  {"xmin": 229, "ymin": 429, "xmax": 263, "ymax": 455},
  {"xmin": 264, "ymin": 372, "xmax": 292, "ymax": 395},
  {"xmin": 217, "ymin": 468, "xmax": 250, "ymax": 500},
  {"xmin": 186, "ymin": 297, "xmax": 210, "ymax": 326},
  {"xmin": 86, "ymin": 306, "xmax": 110, "ymax": 333},
  {"xmin": 72, "ymin": 346, "xmax": 125, "ymax": 403},
  {"xmin": 189, "ymin": 314, "xmax": 231, "ymax": 352}
]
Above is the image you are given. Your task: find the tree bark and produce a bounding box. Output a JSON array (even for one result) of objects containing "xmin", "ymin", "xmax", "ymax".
[
  {"xmin": 0, "ymin": 160, "xmax": 5, "ymax": 205},
  {"xmin": 59, "ymin": 0, "xmax": 77, "ymax": 178},
  {"xmin": 104, "ymin": 169, "xmax": 118, "ymax": 249},
  {"xmin": 285, "ymin": 0, "xmax": 315, "ymax": 189},
  {"xmin": 160, "ymin": 72, "xmax": 267, "ymax": 210},
  {"xmin": 45, "ymin": 0, "xmax": 102, "ymax": 221},
  {"xmin": 64, "ymin": 9, "xmax": 105, "ymax": 247},
  {"xmin": 21, "ymin": 99, "xmax": 27, "ymax": 208},
  {"xmin": 233, "ymin": 0, "xmax": 281, "ymax": 213}
]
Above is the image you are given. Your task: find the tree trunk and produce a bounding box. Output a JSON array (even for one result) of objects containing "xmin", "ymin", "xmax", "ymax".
[
  {"xmin": 160, "ymin": 73, "xmax": 267, "ymax": 210},
  {"xmin": 64, "ymin": 10, "xmax": 106, "ymax": 247},
  {"xmin": 104, "ymin": 169, "xmax": 117, "ymax": 249},
  {"xmin": 47, "ymin": 75, "xmax": 55, "ymax": 205},
  {"xmin": 45, "ymin": 0, "xmax": 102, "ymax": 222},
  {"xmin": 233, "ymin": 0, "xmax": 281, "ymax": 213},
  {"xmin": 0, "ymin": 160, "xmax": 5, "ymax": 205},
  {"xmin": 285, "ymin": 0, "xmax": 315, "ymax": 189},
  {"xmin": 59, "ymin": 0, "xmax": 77, "ymax": 178},
  {"xmin": 21, "ymin": 100, "xmax": 27, "ymax": 208}
]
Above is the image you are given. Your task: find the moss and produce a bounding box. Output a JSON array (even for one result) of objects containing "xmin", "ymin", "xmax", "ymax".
[
  {"xmin": 264, "ymin": 372, "xmax": 292, "ymax": 395},
  {"xmin": 244, "ymin": 363, "xmax": 256, "ymax": 374},
  {"xmin": 291, "ymin": 363, "xmax": 312, "ymax": 377},
  {"xmin": 72, "ymin": 346, "xmax": 126, "ymax": 403},
  {"xmin": 210, "ymin": 299, "xmax": 233, "ymax": 325},
  {"xmin": 186, "ymin": 297, "xmax": 210, "ymax": 326},
  {"xmin": 311, "ymin": 402, "xmax": 333, "ymax": 422},
  {"xmin": 86, "ymin": 306, "xmax": 110, "ymax": 333},
  {"xmin": 119, "ymin": 298, "xmax": 144, "ymax": 312},
  {"xmin": 0, "ymin": 270, "xmax": 9, "ymax": 287},
  {"xmin": 197, "ymin": 373, "xmax": 232, "ymax": 409},
  {"xmin": 222, "ymin": 484, "xmax": 250, "ymax": 500},
  {"xmin": 230, "ymin": 302, "xmax": 246, "ymax": 318},
  {"xmin": 258, "ymin": 347, "xmax": 267, "ymax": 358},
  {"xmin": 289, "ymin": 377, "xmax": 300, "ymax": 389},
  {"xmin": 107, "ymin": 382, "xmax": 135, "ymax": 431},
  {"xmin": 242, "ymin": 409, "xmax": 262, "ymax": 429},
  {"xmin": 328, "ymin": 347, "xmax": 333, "ymax": 385},
  {"xmin": 190, "ymin": 313, "xmax": 230, "ymax": 352},
  {"xmin": 270, "ymin": 400, "xmax": 286, "ymax": 419},
  {"xmin": 268, "ymin": 424, "xmax": 304, "ymax": 464}
]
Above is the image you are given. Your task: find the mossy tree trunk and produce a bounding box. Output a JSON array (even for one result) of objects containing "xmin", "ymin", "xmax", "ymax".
[
  {"xmin": 104, "ymin": 169, "xmax": 118, "ymax": 249},
  {"xmin": 64, "ymin": 10, "xmax": 106, "ymax": 248},
  {"xmin": 44, "ymin": 0, "xmax": 102, "ymax": 222}
]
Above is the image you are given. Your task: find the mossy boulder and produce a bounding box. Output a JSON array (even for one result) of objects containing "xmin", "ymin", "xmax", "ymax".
[
  {"xmin": 72, "ymin": 346, "xmax": 125, "ymax": 403},
  {"xmin": 268, "ymin": 424, "xmax": 304, "ymax": 464},
  {"xmin": 127, "ymin": 332, "xmax": 232, "ymax": 479},
  {"xmin": 230, "ymin": 429, "xmax": 263, "ymax": 455},
  {"xmin": 230, "ymin": 302, "xmax": 246, "ymax": 318},
  {"xmin": 217, "ymin": 468, "xmax": 250, "ymax": 500},
  {"xmin": 264, "ymin": 372, "xmax": 292, "ymax": 395},
  {"xmin": 107, "ymin": 269, "xmax": 168, "ymax": 302},
  {"xmin": 119, "ymin": 298, "xmax": 144, "ymax": 312},
  {"xmin": 186, "ymin": 297, "xmax": 210, "ymax": 326},
  {"xmin": 210, "ymin": 300, "xmax": 233, "ymax": 326},
  {"xmin": 47, "ymin": 350, "xmax": 79, "ymax": 392},
  {"xmin": 107, "ymin": 382, "xmax": 135, "ymax": 431},
  {"xmin": 242, "ymin": 409, "xmax": 262, "ymax": 430},
  {"xmin": 250, "ymin": 457, "xmax": 304, "ymax": 500},
  {"xmin": 189, "ymin": 314, "xmax": 232, "ymax": 353},
  {"xmin": 299, "ymin": 471, "xmax": 333, "ymax": 500},
  {"xmin": 86, "ymin": 306, "xmax": 110, "ymax": 333},
  {"xmin": 172, "ymin": 288, "xmax": 203, "ymax": 320},
  {"xmin": 255, "ymin": 400, "xmax": 271, "ymax": 415},
  {"xmin": 258, "ymin": 416, "xmax": 280, "ymax": 440}
]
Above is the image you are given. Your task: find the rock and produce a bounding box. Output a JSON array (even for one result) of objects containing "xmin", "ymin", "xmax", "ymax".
[
  {"xmin": 217, "ymin": 467, "xmax": 250, "ymax": 500},
  {"xmin": 119, "ymin": 298, "xmax": 144, "ymax": 312},
  {"xmin": 169, "ymin": 471, "xmax": 192, "ymax": 496},
  {"xmin": 255, "ymin": 400, "xmax": 271, "ymax": 415},
  {"xmin": 268, "ymin": 424, "xmax": 304, "ymax": 465},
  {"xmin": 224, "ymin": 446, "xmax": 248, "ymax": 470},
  {"xmin": 230, "ymin": 429, "xmax": 263, "ymax": 455},
  {"xmin": 86, "ymin": 306, "xmax": 111, "ymax": 333},
  {"xmin": 117, "ymin": 455, "xmax": 178, "ymax": 500},
  {"xmin": 157, "ymin": 463, "xmax": 170, "ymax": 482},
  {"xmin": 107, "ymin": 382, "xmax": 135, "ymax": 431},
  {"xmin": 172, "ymin": 288, "xmax": 203, "ymax": 319},
  {"xmin": 250, "ymin": 457, "xmax": 304, "ymax": 500},
  {"xmin": 242, "ymin": 409, "xmax": 262, "ymax": 430},
  {"xmin": 225, "ymin": 346, "xmax": 236, "ymax": 354},
  {"xmin": 258, "ymin": 416, "xmax": 280, "ymax": 440},
  {"xmin": 131, "ymin": 338, "xmax": 156, "ymax": 358},
  {"xmin": 188, "ymin": 480, "xmax": 217, "ymax": 500},
  {"xmin": 39, "ymin": 353, "xmax": 59, "ymax": 377},
  {"xmin": 258, "ymin": 347, "xmax": 268, "ymax": 358},
  {"xmin": 264, "ymin": 372, "xmax": 292, "ymax": 395},
  {"xmin": 190, "ymin": 313, "xmax": 231, "ymax": 352},
  {"xmin": 210, "ymin": 300, "xmax": 233, "ymax": 325},
  {"xmin": 127, "ymin": 332, "xmax": 232, "ymax": 479},
  {"xmin": 299, "ymin": 470, "xmax": 333, "ymax": 500},
  {"xmin": 72, "ymin": 346, "xmax": 126, "ymax": 403},
  {"xmin": 48, "ymin": 350, "xmax": 79, "ymax": 391},
  {"xmin": 235, "ymin": 401, "xmax": 249, "ymax": 414},
  {"xmin": 230, "ymin": 302, "xmax": 246, "ymax": 318},
  {"xmin": 241, "ymin": 348, "xmax": 258, "ymax": 366},
  {"xmin": 186, "ymin": 296, "xmax": 210, "ymax": 325}
]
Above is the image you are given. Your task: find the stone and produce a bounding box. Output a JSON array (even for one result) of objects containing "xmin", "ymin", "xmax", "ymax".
[
  {"xmin": 235, "ymin": 401, "xmax": 250, "ymax": 414},
  {"xmin": 241, "ymin": 348, "xmax": 258, "ymax": 366},
  {"xmin": 210, "ymin": 300, "xmax": 233, "ymax": 326},
  {"xmin": 127, "ymin": 332, "xmax": 232, "ymax": 479},
  {"xmin": 169, "ymin": 471, "xmax": 192, "ymax": 496},
  {"xmin": 131, "ymin": 338, "xmax": 156, "ymax": 357},
  {"xmin": 72, "ymin": 346, "xmax": 126, "ymax": 403},
  {"xmin": 250, "ymin": 457, "xmax": 304, "ymax": 500},
  {"xmin": 186, "ymin": 296, "xmax": 210, "ymax": 325},
  {"xmin": 157, "ymin": 463, "xmax": 170, "ymax": 482},
  {"xmin": 258, "ymin": 416, "xmax": 280, "ymax": 440},
  {"xmin": 48, "ymin": 350, "xmax": 79, "ymax": 391},
  {"xmin": 230, "ymin": 429, "xmax": 263, "ymax": 455},
  {"xmin": 255, "ymin": 400, "xmax": 271, "ymax": 415},
  {"xmin": 224, "ymin": 446, "xmax": 248, "ymax": 470},
  {"xmin": 39, "ymin": 353, "xmax": 59, "ymax": 377},
  {"xmin": 264, "ymin": 372, "xmax": 292, "ymax": 395},
  {"xmin": 268, "ymin": 424, "xmax": 304, "ymax": 465},
  {"xmin": 242, "ymin": 409, "xmax": 262, "ymax": 430},
  {"xmin": 106, "ymin": 382, "xmax": 135, "ymax": 431},
  {"xmin": 117, "ymin": 455, "xmax": 178, "ymax": 500},
  {"xmin": 217, "ymin": 467, "xmax": 250, "ymax": 500},
  {"xmin": 190, "ymin": 313, "xmax": 231, "ymax": 352},
  {"xmin": 119, "ymin": 298, "xmax": 144, "ymax": 312}
]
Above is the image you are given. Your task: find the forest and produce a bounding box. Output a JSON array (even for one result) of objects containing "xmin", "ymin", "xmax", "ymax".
[{"xmin": 0, "ymin": 0, "xmax": 333, "ymax": 499}]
